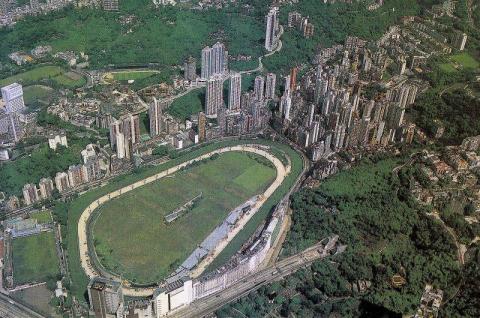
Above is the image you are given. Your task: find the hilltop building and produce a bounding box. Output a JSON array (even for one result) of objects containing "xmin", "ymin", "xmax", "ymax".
[{"xmin": 265, "ymin": 7, "xmax": 280, "ymax": 52}]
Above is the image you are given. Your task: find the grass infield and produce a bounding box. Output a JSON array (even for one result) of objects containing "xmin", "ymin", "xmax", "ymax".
[
  {"xmin": 91, "ymin": 151, "xmax": 276, "ymax": 283},
  {"xmin": 65, "ymin": 139, "xmax": 303, "ymax": 302}
]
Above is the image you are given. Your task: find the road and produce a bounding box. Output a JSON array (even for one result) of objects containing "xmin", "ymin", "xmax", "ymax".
[
  {"xmin": 77, "ymin": 145, "xmax": 289, "ymax": 297},
  {"xmin": 0, "ymin": 293, "xmax": 45, "ymax": 318},
  {"xmin": 169, "ymin": 237, "xmax": 342, "ymax": 318},
  {"xmin": 240, "ymin": 25, "xmax": 284, "ymax": 75}
]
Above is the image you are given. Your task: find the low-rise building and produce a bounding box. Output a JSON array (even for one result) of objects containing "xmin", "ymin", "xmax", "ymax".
[{"xmin": 48, "ymin": 131, "xmax": 68, "ymax": 150}]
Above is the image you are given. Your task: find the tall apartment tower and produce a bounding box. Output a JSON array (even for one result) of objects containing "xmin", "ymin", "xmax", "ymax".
[
  {"xmin": 1, "ymin": 83, "xmax": 25, "ymax": 114},
  {"xmin": 254, "ymin": 75, "xmax": 265, "ymax": 102},
  {"xmin": 212, "ymin": 42, "xmax": 227, "ymax": 75},
  {"xmin": 184, "ymin": 56, "xmax": 197, "ymax": 81},
  {"xmin": 228, "ymin": 73, "xmax": 242, "ymax": 112},
  {"xmin": 201, "ymin": 43, "xmax": 227, "ymax": 79},
  {"xmin": 122, "ymin": 114, "xmax": 140, "ymax": 159},
  {"xmin": 265, "ymin": 7, "xmax": 279, "ymax": 52},
  {"xmin": 265, "ymin": 73, "xmax": 276, "ymax": 99},
  {"xmin": 198, "ymin": 111, "xmax": 206, "ymax": 142},
  {"xmin": 201, "ymin": 46, "xmax": 212, "ymax": 79},
  {"xmin": 55, "ymin": 172, "xmax": 70, "ymax": 193},
  {"xmin": 1, "ymin": 83, "xmax": 25, "ymax": 142},
  {"xmin": 205, "ymin": 74, "xmax": 224, "ymax": 118},
  {"xmin": 88, "ymin": 277, "xmax": 124, "ymax": 318},
  {"xmin": 289, "ymin": 67, "xmax": 298, "ymax": 92},
  {"xmin": 39, "ymin": 178, "xmax": 54, "ymax": 200},
  {"xmin": 102, "ymin": 0, "xmax": 119, "ymax": 11},
  {"xmin": 109, "ymin": 115, "xmax": 139, "ymax": 160},
  {"xmin": 22, "ymin": 184, "xmax": 39, "ymax": 206},
  {"xmin": 149, "ymin": 98, "xmax": 164, "ymax": 137}
]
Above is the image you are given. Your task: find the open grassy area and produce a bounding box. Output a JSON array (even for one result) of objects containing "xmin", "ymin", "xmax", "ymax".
[
  {"xmin": 92, "ymin": 151, "xmax": 276, "ymax": 283},
  {"xmin": 0, "ymin": 65, "xmax": 85, "ymax": 88},
  {"xmin": 0, "ymin": 0, "xmax": 266, "ymax": 69},
  {"xmin": 22, "ymin": 85, "xmax": 54, "ymax": 109},
  {"xmin": 31, "ymin": 210, "xmax": 53, "ymax": 224},
  {"xmin": 0, "ymin": 140, "xmax": 89, "ymax": 197},
  {"xmin": 167, "ymin": 88, "xmax": 204, "ymax": 121},
  {"xmin": 451, "ymin": 52, "xmax": 479, "ymax": 69},
  {"xmin": 439, "ymin": 53, "xmax": 479, "ymax": 73},
  {"xmin": 12, "ymin": 285, "xmax": 61, "ymax": 318},
  {"xmin": 12, "ymin": 232, "xmax": 59, "ymax": 286},
  {"xmin": 111, "ymin": 70, "xmax": 158, "ymax": 81}
]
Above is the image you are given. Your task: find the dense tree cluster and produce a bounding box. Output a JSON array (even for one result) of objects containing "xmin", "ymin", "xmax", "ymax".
[
  {"xmin": 411, "ymin": 90, "xmax": 480, "ymax": 144},
  {"xmin": 219, "ymin": 156, "xmax": 462, "ymax": 317}
]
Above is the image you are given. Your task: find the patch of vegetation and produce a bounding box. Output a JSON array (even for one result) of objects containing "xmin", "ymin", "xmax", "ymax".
[
  {"xmin": 451, "ymin": 52, "xmax": 479, "ymax": 69},
  {"xmin": 0, "ymin": 142, "xmax": 87, "ymax": 197},
  {"xmin": 0, "ymin": 65, "xmax": 85, "ymax": 89},
  {"xmin": 218, "ymin": 155, "xmax": 460, "ymax": 317},
  {"xmin": 167, "ymin": 88, "xmax": 204, "ymax": 120},
  {"xmin": 411, "ymin": 89, "xmax": 480, "ymax": 144},
  {"xmin": 0, "ymin": 1, "xmax": 266, "ymax": 69},
  {"xmin": 111, "ymin": 70, "xmax": 158, "ymax": 81},
  {"xmin": 12, "ymin": 232, "xmax": 60, "ymax": 286},
  {"xmin": 263, "ymin": 0, "xmax": 421, "ymax": 73},
  {"xmin": 441, "ymin": 246, "xmax": 480, "ymax": 318},
  {"xmin": 30, "ymin": 210, "xmax": 53, "ymax": 224}
]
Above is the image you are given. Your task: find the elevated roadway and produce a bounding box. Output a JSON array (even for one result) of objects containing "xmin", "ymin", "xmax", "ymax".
[{"xmin": 169, "ymin": 236, "xmax": 343, "ymax": 318}]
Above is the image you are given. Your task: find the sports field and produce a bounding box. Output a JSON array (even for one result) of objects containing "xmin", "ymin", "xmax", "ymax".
[
  {"xmin": 23, "ymin": 85, "xmax": 53, "ymax": 102},
  {"xmin": 92, "ymin": 151, "xmax": 276, "ymax": 283},
  {"xmin": 12, "ymin": 232, "xmax": 59, "ymax": 286},
  {"xmin": 0, "ymin": 65, "xmax": 86, "ymax": 88},
  {"xmin": 111, "ymin": 70, "xmax": 158, "ymax": 81},
  {"xmin": 451, "ymin": 52, "xmax": 479, "ymax": 69},
  {"xmin": 31, "ymin": 210, "xmax": 52, "ymax": 224}
]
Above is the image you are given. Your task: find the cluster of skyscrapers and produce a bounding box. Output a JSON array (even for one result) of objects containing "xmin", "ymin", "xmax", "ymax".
[
  {"xmin": 109, "ymin": 114, "xmax": 140, "ymax": 160},
  {"xmin": 201, "ymin": 42, "xmax": 228, "ymax": 80},
  {"xmin": 275, "ymin": 37, "xmax": 418, "ymax": 161},
  {"xmin": 0, "ymin": 82, "xmax": 25, "ymax": 143}
]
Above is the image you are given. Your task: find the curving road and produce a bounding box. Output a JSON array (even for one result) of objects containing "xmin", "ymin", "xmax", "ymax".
[
  {"xmin": 240, "ymin": 25, "xmax": 284, "ymax": 75},
  {"xmin": 77, "ymin": 145, "xmax": 289, "ymax": 297}
]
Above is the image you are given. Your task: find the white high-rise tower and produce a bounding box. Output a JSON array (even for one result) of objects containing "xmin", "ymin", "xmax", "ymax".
[
  {"xmin": 265, "ymin": 7, "xmax": 279, "ymax": 52},
  {"xmin": 228, "ymin": 73, "xmax": 241, "ymax": 112}
]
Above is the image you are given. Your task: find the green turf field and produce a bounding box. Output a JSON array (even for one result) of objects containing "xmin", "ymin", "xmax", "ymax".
[
  {"xmin": 451, "ymin": 52, "xmax": 479, "ymax": 69},
  {"xmin": 22, "ymin": 85, "xmax": 54, "ymax": 107},
  {"xmin": 167, "ymin": 88, "xmax": 204, "ymax": 121},
  {"xmin": 31, "ymin": 210, "xmax": 52, "ymax": 224},
  {"xmin": 0, "ymin": 66, "xmax": 86, "ymax": 88},
  {"xmin": 111, "ymin": 70, "xmax": 158, "ymax": 81},
  {"xmin": 92, "ymin": 151, "xmax": 276, "ymax": 283},
  {"xmin": 12, "ymin": 232, "xmax": 59, "ymax": 286}
]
